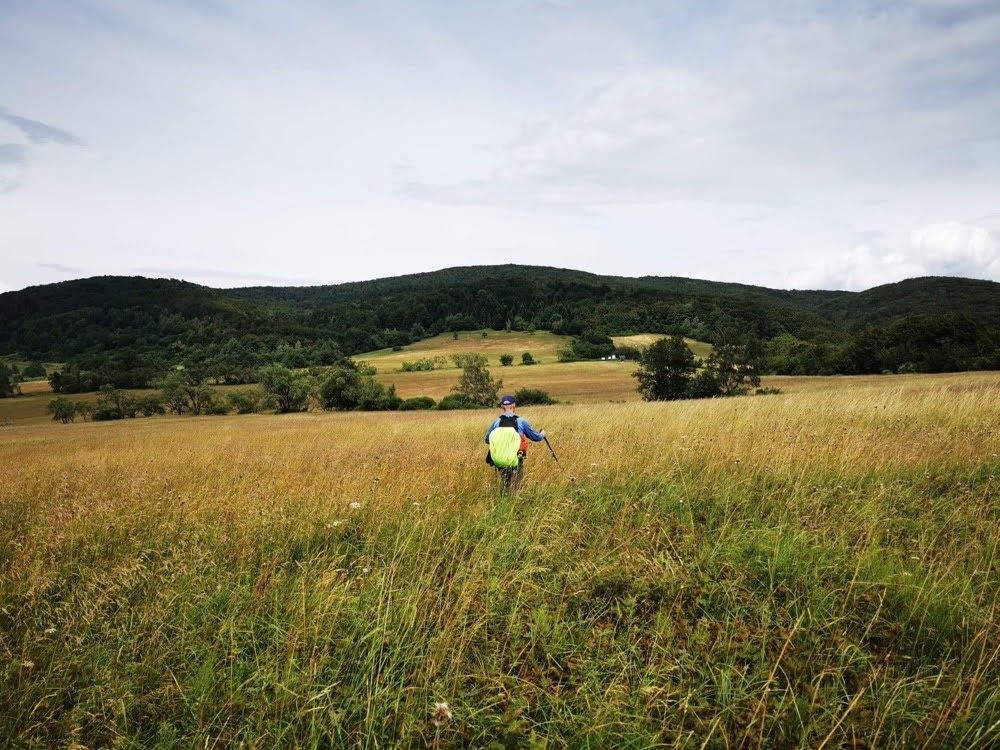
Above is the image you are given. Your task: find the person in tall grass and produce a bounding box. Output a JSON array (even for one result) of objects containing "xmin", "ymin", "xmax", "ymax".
[{"xmin": 484, "ymin": 394, "xmax": 546, "ymax": 491}]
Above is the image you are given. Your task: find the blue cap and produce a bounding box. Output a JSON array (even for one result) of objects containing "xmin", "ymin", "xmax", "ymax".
[{"xmin": 500, "ymin": 394, "xmax": 516, "ymax": 405}]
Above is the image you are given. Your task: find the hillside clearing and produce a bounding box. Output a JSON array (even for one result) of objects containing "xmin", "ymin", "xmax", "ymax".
[{"xmin": 358, "ymin": 330, "xmax": 711, "ymax": 373}]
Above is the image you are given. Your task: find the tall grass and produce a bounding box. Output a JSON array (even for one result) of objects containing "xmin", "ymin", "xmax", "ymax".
[{"xmin": 2, "ymin": 375, "xmax": 999, "ymax": 747}]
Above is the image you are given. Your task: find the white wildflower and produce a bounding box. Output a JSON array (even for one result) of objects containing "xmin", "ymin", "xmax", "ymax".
[{"xmin": 431, "ymin": 701, "xmax": 453, "ymax": 727}]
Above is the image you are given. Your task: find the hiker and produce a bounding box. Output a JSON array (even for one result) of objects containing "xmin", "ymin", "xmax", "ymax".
[{"xmin": 484, "ymin": 394, "xmax": 546, "ymax": 491}]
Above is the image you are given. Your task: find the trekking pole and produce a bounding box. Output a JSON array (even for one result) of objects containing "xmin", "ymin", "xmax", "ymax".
[{"xmin": 543, "ymin": 436, "xmax": 560, "ymax": 465}]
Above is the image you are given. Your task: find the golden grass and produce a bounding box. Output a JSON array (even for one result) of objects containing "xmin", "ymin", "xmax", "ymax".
[
  {"xmin": 357, "ymin": 329, "xmax": 570, "ymax": 371},
  {"xmin": 2, "ymin": 372, "xmax": 999, "ymax": 746},
  {"xmin": 612, "ymin": 334, "xmax": 713, "ymax": 359},
  {"xmin": 15, "ymin": 380, "xmax": 53, "ymax": 395},
  {"xmin": 359, "ymin": 330, "xmax": 711, "ymax": 373}
]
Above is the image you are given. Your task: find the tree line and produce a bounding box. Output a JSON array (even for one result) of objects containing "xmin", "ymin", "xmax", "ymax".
[
  {"xmin": 44, "ymin": 356, "xmax": 556, "ymax": 423},
  {"xmin": 3, "ymin": 272, "xmax": 996, "ymax": 395}
]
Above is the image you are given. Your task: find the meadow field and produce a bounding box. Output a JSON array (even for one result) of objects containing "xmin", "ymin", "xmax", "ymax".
[
  {"xmin": 356, "ymin": 331, "xmax": 708, "ymax": 374},
  {"xmin": 2, "ymin": 371, "xmax": 998, "ymax": 747}
]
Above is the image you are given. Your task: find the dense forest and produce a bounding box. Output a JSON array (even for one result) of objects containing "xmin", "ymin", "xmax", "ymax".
[{"xmin": 0, "ymin": 265, "xmax": 997, "ymax": 392}]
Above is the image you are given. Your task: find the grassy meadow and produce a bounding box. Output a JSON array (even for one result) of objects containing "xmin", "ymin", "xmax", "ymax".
[{"xmin": 2, "ymin": 372, "xmax": 999, "ymax": 747}]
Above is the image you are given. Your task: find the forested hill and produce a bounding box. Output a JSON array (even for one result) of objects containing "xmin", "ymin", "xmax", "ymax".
[{"xmin": 1, "ymin": 265, "xmax": 998, "ymax": 387}]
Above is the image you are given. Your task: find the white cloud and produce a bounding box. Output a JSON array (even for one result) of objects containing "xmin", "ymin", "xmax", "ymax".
[
  {"xmin": 0, "ymin": 1, "xmax": 998, "ymax": 291},
  {"xmin": 786, "ymin": 221, "xmax": 1000, "ymax": 290}
]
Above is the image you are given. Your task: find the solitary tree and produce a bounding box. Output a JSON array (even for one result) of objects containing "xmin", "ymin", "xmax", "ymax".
[
  {"xmin": 499, "ymin": 353, "xmax": 514, "ymax": 367},
  {"xmin": 452, "ymin": 353, "xmax": 501, "ymax": 407},
  {"xmin": 634, "ymin": 335, "xmax": 698, "ymax": 401},
  {"xmin": 521, "ymin": 352, "xmax": 536, "ymax": 365}
]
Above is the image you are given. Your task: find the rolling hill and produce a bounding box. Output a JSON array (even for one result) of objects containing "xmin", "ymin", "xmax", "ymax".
[{"xmin": 1, "ymin": 265, "xmax": 998, "ymax": 387}]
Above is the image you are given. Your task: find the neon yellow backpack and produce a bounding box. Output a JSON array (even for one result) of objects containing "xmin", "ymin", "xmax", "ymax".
[{"xmin": 489, "ymin": 415, "xmax": 522, "ymax": 469}]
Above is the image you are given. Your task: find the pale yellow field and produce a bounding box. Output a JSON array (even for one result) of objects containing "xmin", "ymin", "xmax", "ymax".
[
  {"xmin": 359, "ymin": 330, "xmax": 711, "ymax": 373},
  {"xmin": 15, "ymin": 379, "xmax": 53, "ymax": 395},
  {"xmin": 357, "ymin": 330, "xmax": 570, "ymax": 372},
  {"xmin": 612, "ymin": 334, "xmax": 713, "ymax": 359}
]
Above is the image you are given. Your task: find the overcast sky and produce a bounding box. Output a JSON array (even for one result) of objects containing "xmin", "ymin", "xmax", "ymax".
[{"xmin": 1, "ymin": 0, "xmax": 999, "ymax": 293}]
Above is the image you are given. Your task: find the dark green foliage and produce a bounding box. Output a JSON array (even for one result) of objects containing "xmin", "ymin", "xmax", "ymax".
[
  {"xmin": 46, "ymin": 397, "xmax": 77, "ymax": 423},
  {"xmin": 513, "ymin": 388, "xmax": 555, "ymax": 405},
  {"xmin": 399, "ymin": 357, "xmax": 442, "ymax": 372},
  {"xmin": 706, "ymin": 336, "xmax": 763, "ymax": 396},
  {"xmin": 843, "ymin": 314, "xmax": 1000, "ymax": 374},
  {"xmin": 499, "ymin": 353, "xmax": 514, "ymax": 366},
  {"xmin": 157, "ymin": 370, "xmax": 215, "ymax": 415},
  {"xmin": 636, "ymin": 334, "xmax": 763, "ymax": 400},
  {"xmin": 437, "ymin": 394, "xmax": 478, "ymax": 410},
  {"xmin": 568, "ymin": 329, "xmax": 616, "ymax": 360},
  {"xmin": 2, "ymin": 269, "xmax": 998, "ymax": 384},
  {"xmin": 317, "ymin": 365, "xmax": 401, "ymax": 411},
  {"xmin": 764, "ymin": 333, "xmax": 844, "ymax": 375},
  {"xmin": 398, "ymin": 396, "xmax": 437, "ymax": 411},
  {"xmin": 21, "ymin": 361, "xmax": 46, "ymax": 378},
  {"xmin": 521, "ymin": 351, "xmax": 536, "ymax": 365},
  {"xmin": 613, "ymin": 345, "xmax": 641, "ymax": 360},
  {"xmin": 137, "ymin": 395, "xmax": 166, "ymax": 417},
  {"xmin": 257, "ymin": 364, "xmax": 315, "ymax": 413},
  {"xmin": 226, "ymin": 389, "xmax": 261, "ymax": 414},
  {"xmin": 0, "ymin": 362, "xmax": 19, "ymax": 397},
  {"xmin": 91, "ymin": 385, "xmax": 140, "ymax": 421},
  {"xmin": 635, "ymin": 335, "xmax": 698, "ymax": 401}
]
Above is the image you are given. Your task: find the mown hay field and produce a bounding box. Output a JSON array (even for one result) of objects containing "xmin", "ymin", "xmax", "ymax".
[
  {"xmin": 2, "ymin": 373, "xmax": 999, "ymax": 747},
  {"xmin": 357, "ymin": 330, "xmax": 573, "ymax": 372}
]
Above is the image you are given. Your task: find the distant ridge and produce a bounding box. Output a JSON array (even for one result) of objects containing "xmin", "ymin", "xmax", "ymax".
[{"xmin": 1, "ymin": 265, "xmax": 998, "ymax": 382}]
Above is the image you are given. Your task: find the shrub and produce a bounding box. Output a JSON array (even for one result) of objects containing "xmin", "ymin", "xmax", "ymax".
[
  {"xmin": 755, "ymin": 386, "xmax": 783, "ymax": 395},
  {"xmin": 0, "ymin": 363, "xmax": 20, "ymax": 397},
  {"xmin": 205, "ymin": 401, "xmax": 231, "ymax": 415},
  {"xmin": 521, "ymin": 352, "xmax": 536, "ymax": 365},
  {"xmin": 438, "ymin": 394, "xmax": 477, "ymax": 410},
  {"xmin": 613, "ymin": 346, "xmax": 641, "ymax": 360},
  {"xmin": 226, "ymin": 389, "xmax": 261, "ymax": 414},
  {"xmin": 399, "ymin": 396, "xmax": 437, "ymax": 411},
  {"xmin": 22, "ymin": 361, "xmax": 46, "ymax": 379},
  {"xmin": 400, "ymin": 358, "xmax": 441, "ymax": 372},
  {"xmin": 499, "ymin": 354, "xmax": 514, "ymax": 367},
  {"xmin": 91, "ymin": 385, "xmax": 140, "ymax": 420},
  {"xmin": 258, "ymin": 363, "xmax": 315, "ymax": 413},
  {"xmin": 318, "ymin": 365, "xmax": 400, "ymax": 411},
  {"xmin": 138, "ymin": 395, "xmax": 166, "ymax": 417},
  {"xmin": 513, "ymin": 388, "xmax": 555, "ymax": 405}
]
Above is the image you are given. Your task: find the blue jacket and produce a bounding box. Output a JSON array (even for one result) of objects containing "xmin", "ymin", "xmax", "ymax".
[{"xmin": 484, "ymin": 414, "xmax": 544, "ymax": 444}]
